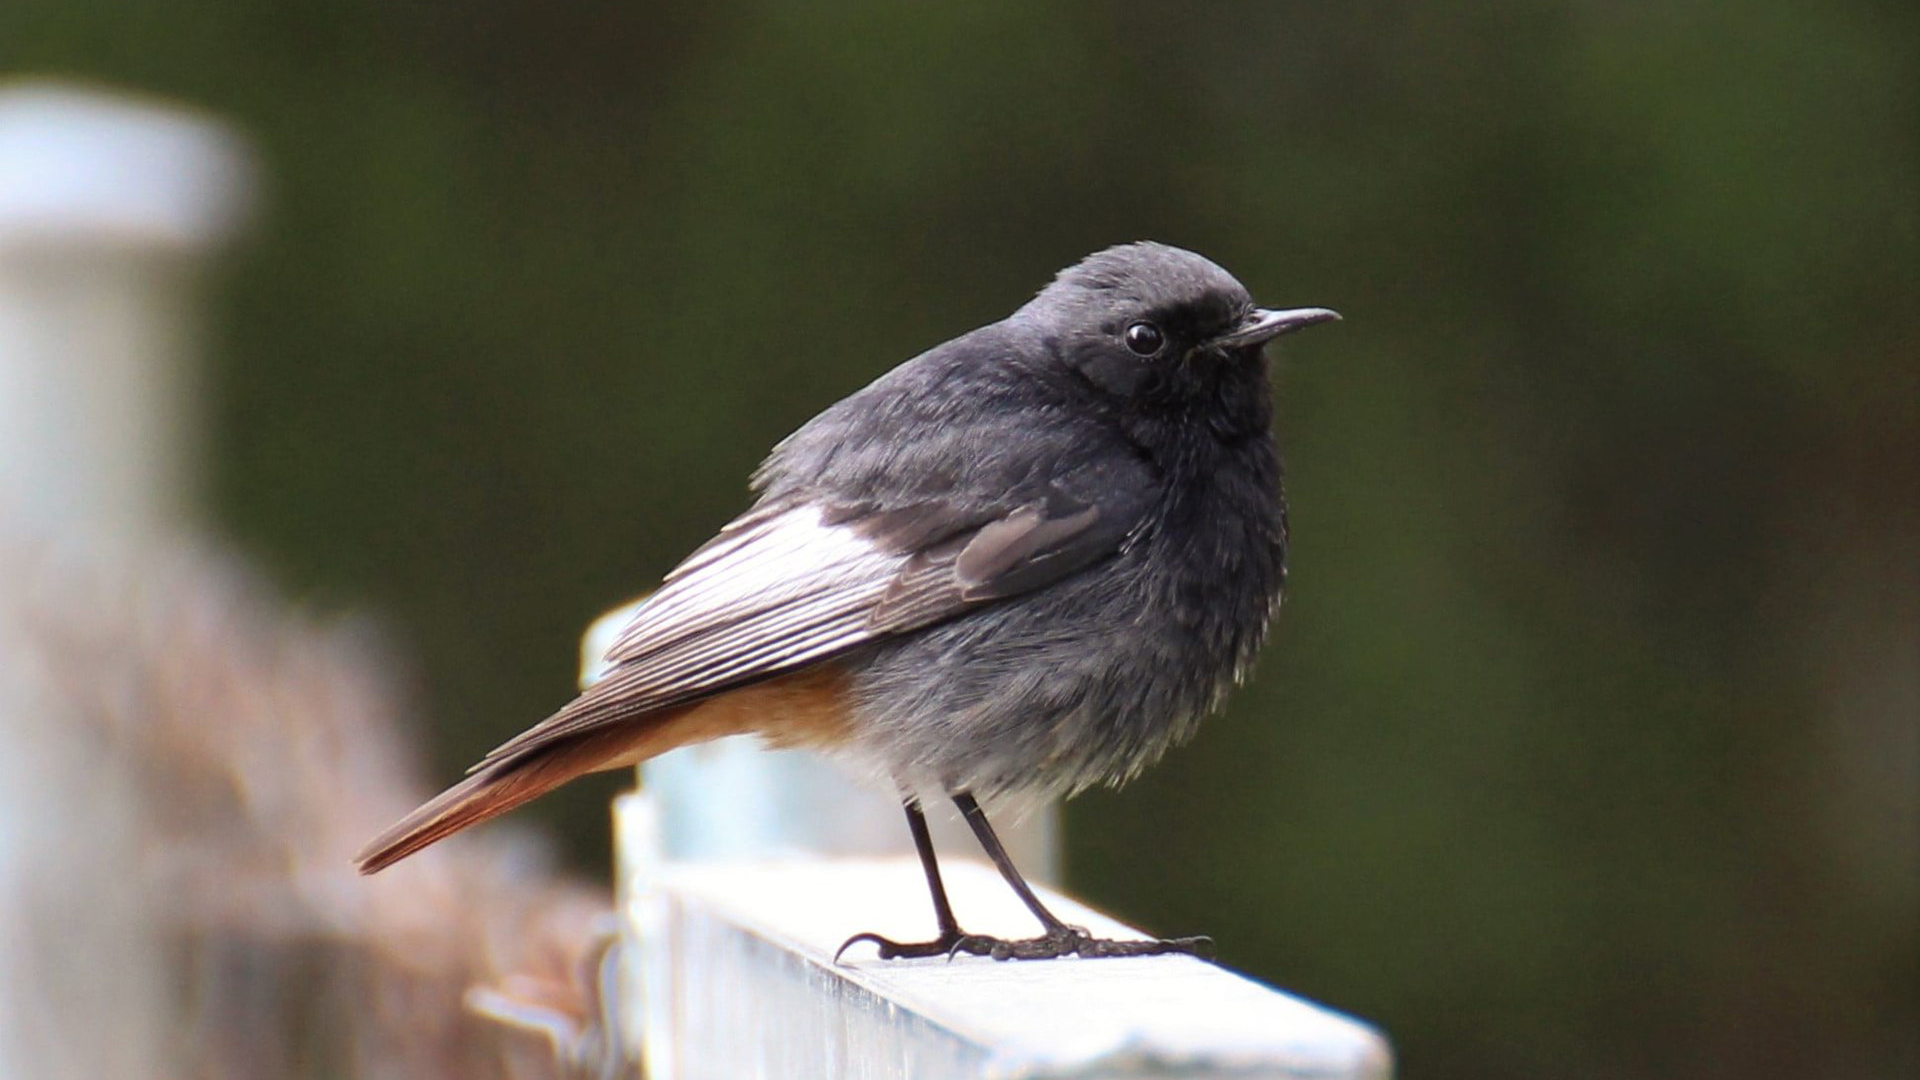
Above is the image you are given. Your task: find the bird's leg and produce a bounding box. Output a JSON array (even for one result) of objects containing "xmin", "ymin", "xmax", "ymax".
[
  {"xmin": 945, "ymin": 790, "xmax": 1215, "ymax": 961},
  {"xmin": 836, "ymin": 792, "xmax": 1216, "ymax": 963},
  {"xmin": 940, "ymin": 791, "xmax": 1213, "ymax": 957},
  {"xmin": 835, "ymin": 800, "xmax": 970, "ymax": 960}
]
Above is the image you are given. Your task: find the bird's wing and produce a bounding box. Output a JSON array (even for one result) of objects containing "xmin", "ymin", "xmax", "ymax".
[{"xmin": 472, "ymin": 489, "xmax": 1142, "ymax": 768}]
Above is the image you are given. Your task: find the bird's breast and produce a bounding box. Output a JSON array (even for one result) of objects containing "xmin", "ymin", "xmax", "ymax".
[{"xmin": 841, "ymin": 434, "xmax": 1286, "ymax": 800}]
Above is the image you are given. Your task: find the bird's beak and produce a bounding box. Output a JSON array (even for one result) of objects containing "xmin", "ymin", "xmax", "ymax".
[{"xmin": 1212, "ymin": 307, "xmax": 1342, "ymax": 349}]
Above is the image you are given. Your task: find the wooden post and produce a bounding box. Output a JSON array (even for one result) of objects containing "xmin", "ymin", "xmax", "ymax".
[
  {"xmin": 0, "ymin": 81, "xmax": 250, "ymax": 544},
  {"xmin": 0, "ymin": 80, "xmax": 250, "ymax": 1080}
]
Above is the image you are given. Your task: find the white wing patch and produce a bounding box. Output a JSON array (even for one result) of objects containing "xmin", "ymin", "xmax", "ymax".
[
  {"xmin": 477, "ymin": 504, "xmax": 912, "ymax": 765},
  {"xmin": 603, "ymin": 502, "xmax": 904, "ymax": 671},
  {"xmin": 478, "ymin": 490, "xmax": 1133, "ymax": 770}
]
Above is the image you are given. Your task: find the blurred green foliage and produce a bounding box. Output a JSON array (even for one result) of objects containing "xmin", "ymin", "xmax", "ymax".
[{"xmin": 5, "ymin": 0, "xmax": 1914, "ymax": 1077}]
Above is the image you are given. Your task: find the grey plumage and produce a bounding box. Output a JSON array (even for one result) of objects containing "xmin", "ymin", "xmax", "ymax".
[
  {"xmin": 358, "ymin": 240, "xmax": 1335, "ymax": 879},
  {"xmin": 763, "ymin": 242, "xmax": 1292, "ymax": 799}
]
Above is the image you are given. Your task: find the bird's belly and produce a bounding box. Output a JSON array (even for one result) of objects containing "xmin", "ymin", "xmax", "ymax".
[{"xmin": 839, "ymin": 566, "xmax": 1262, "ymax": 800}]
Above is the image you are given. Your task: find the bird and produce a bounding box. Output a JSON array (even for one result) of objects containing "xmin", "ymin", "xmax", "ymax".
[{"xmin": 356, "ymin": 241, "xmax": 1338, "ymax": 961}]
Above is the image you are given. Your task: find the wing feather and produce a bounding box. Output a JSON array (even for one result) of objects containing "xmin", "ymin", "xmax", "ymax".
[{"xmin": 476, "ymin": 488, "xmax": 1141, "ymax": 767}]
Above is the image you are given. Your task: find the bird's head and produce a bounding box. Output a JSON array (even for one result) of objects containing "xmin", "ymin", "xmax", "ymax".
[{"xmin": 1022, "ymin": 241, "xmax": 1338, "ymax": 409}]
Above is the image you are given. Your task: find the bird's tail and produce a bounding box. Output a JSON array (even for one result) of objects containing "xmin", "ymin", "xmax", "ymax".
[
  {"xmin": 354, "ymin": 666, "xmax": 849, "ymax": 874},
  {"xmin": 354, "ymin": 729, "xmax": 633, "ymax": 875}
]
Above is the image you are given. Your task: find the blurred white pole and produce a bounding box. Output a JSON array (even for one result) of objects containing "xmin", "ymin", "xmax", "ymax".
[
  {"xmin": 0, "ymin": 81, "xmax": 250, "ymax": 544},
  {"xmin": 0, "ymin": 81, "xmax": 251, "ymax": 1080}
]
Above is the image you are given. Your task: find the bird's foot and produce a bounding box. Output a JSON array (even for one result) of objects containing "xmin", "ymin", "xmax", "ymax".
[
  {"xmin": 834, "ymin": 930, "xmax": 970, "ymax": 962},
  {"xmin": 836, "ymin": 924, "xmax": 1214, "ymax": 963}
]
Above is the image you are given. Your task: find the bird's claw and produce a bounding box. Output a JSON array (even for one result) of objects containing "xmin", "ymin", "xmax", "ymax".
[
  {"xmin": 835, "ymin": 924, "xmax": 1215, "ymax": 963},
  {"xmin": 833, "ymin": 930, "xmax": 968, "ymax": 962}
]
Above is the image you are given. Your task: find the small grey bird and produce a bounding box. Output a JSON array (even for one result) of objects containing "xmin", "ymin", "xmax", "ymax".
[{"xmin": 357, "ymin": 242, "xmax": 1338, "ymax": 961}]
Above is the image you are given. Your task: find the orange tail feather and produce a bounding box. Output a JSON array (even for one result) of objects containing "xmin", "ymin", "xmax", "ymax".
[
  {"xmin": 354, "ymin": 666, "xmax": 852, "ymax": 874},
  {"xmin": 354, "ymin": 733, "xmax": 625, "ymax": 874}
]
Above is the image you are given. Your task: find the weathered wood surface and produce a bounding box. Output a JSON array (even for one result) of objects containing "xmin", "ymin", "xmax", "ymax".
[{"xmin": 617, "ymin": 793, "xmax": 1392, "ymax": 1080}]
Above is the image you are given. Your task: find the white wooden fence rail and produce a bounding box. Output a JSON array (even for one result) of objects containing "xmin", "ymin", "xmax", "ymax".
[{"xmin": 591, "ymin": 611, "xmax": 1393, "ymax": 1079}]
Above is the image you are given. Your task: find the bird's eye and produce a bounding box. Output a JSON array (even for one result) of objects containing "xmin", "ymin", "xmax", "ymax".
[{"xmin": 1123, "ymin": 321, "xmax": 1164, "ymax": 356}]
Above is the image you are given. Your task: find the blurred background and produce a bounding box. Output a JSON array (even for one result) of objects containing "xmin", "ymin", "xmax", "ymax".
[{"xmin": 1, "ymin": 1, "xmax": 1914, "ymax": 1078}]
